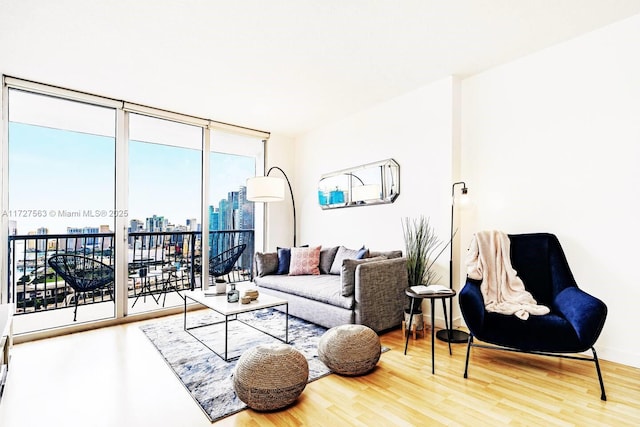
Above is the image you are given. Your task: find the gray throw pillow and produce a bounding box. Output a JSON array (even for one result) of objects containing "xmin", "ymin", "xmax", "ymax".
[
  {"xmin": 340, "ymin": 256, "xmax": 386, "ymax": 296},
  {"xmin": 330, "ymin": 245, "xmax": 362, "ymax": 275},
  {"xmin": 319, "ymin": 246, "xmax": 339, "ymax": 274},
  {"xmin": 254, "ymin": 252, "xmax": 278, "ymax": 277},
  {"xmin": 368, "ymin": 250, "xmax": 403, "ymax": 259}
]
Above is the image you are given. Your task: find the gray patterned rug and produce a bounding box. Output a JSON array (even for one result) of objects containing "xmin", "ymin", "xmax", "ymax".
[{"xmin": 140, "ymin": 308, "xmax": 332, "ymax": 422}]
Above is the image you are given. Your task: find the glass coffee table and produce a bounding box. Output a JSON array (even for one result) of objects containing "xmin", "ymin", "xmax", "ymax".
[{"xmin": 183, "ymin": 285, "xmax": 289, "ymax": 361}]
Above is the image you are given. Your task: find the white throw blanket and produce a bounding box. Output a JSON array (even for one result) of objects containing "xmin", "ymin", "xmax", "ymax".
[{"xmin": 466, "ymin": 230, "xmax": 550, "ymax": 320}]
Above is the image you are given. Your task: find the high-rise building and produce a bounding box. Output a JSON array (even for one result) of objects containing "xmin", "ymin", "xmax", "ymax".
[
  {"xmin": 237, "ymin": 186, "xmax": 254, "ymax": 270},
  {"xmin": 208, "ymin": 206, "xmax": 219, "ymax": 231},
  {"xmin": 208, "ymin": 187, "xmax": 255, "ymax": 265},
  {"xmin": 238, "ymin": 186, "xmax": 254, "ymax": 231},
  {"xmin": 36, "ymin": 227, "xmax": 48, "ymax": 252},
  {"xmin": 145, "ymin": 215, "xmax": 167, "ymax": 247},
  {"xmin": 128, "ymin": 219, "xmax": 144, "ymax": 247},
  {"xmin": 129, "ymin": 219, "xmax": 144, "ymax": 232},
  {"xmin": 218, "ymin": 199, "xmax": 229, "ymax": 231},
  {"xmin": 186, "ymin": 218, "xmax": 198, "ymax": 231},
  {"xmin": 226, "ymin": 191, "xmax": 239, "ymax": 230},
  {"xmin": 99, "ymin": 224, "xmax": 113, "ymax": 250}
]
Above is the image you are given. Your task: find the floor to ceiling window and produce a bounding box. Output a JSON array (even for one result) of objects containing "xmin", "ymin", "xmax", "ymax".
[
  {"xmin": 6, "ymin": 88, "xmax": 117, "ymax": 333},
  {"xmin": 208, "ymin": 131, "xmax": 263, "ymax": 284},
  {"xmin": 1, "ymin": 76, "xmax": 268, "ymax": 336},
  {"xmin": 127, "ymin": 114, "xmax": 203, "ymax": 314}
]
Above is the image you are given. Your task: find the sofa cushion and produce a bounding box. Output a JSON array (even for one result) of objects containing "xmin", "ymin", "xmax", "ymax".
[
  {"xmin": 255, "ymin": 274, "xmax": 354, "ymax": 310},
  {"xmin": 255, "ymin": 252, "xmax": 278, "ymax": 277},
  {"xmin": 368, "ymin": 250, "xmax": 402, "ymax": 259},
  {"xmin": 319, "ymin": 246, "xmax": 339, "ymax": 274},
  {"xmin": 341, "ymin": 256, "xmax": 385, "ymax": 296},
  {"xmin": 330, "ymin": 245, "xmax": 366, "ymax": 275},
  {"xmin": 289, "ymin": 246, "xmax": 321, "ymax": 276}
]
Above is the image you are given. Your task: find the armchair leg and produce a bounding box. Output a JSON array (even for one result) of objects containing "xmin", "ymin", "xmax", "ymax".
[
  {"xmin": 463, "ymin": 334, "xmax": 473, "ymax": 378},
  {"xmin": 592, "ymin": 347, "xmax": 607, "ymax": 401}
]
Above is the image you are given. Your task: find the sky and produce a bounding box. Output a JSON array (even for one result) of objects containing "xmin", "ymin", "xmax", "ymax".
[{"xmin": 6, "ymin": 122, "xmax": 255, "ymax": 234}]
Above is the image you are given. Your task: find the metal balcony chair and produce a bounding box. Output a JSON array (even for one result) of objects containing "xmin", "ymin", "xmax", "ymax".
[
  {"xmin": 209, "ymin": 244, "xmax": 247, "ymax": 284},
  {"xmin": 48, "ymin": 254, "xmax": 115, "ymax": 321}
]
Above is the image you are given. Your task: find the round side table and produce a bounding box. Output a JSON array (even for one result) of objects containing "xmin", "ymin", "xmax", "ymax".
[{"xmin": 403, "ymin": 287, "xmax": 456, "ymax": 374}]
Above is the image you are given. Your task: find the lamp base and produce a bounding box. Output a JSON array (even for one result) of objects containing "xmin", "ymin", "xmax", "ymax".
[{"xmin": 435, "ymin": 329, "xmax": 469, "ymax": 343}]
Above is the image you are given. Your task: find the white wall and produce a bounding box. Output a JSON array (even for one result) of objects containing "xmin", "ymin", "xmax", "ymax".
[
  {"xmin": 262, "ymin": 133, "xmax": 296, "ymax": 251},
  {"xmin": 461, "ymin": 14, "xmax": 640, "ymax": 367},
  {"xmin": 294, "ymin": 77, "xmax": 459, "ymax": 323}
]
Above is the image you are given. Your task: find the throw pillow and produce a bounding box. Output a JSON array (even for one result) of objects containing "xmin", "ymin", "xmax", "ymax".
[
  {"xmin": 329, "ymin": 245, "xmax": 367, "ymax": 274},
  {"xmin": 276, "ymin": 247, "xmax": 291, "ymax": 275},
  {"xmin": 340, "ymin": 256, "xmax": 386, "ymax": 296},
  {"xmin": 254, "ymin": 252, "xmax": 278, "ymax": 277},
  {"xmin": 356, "ymin": 247, "xmax": 369, "ymax": 259},
  {"xmin": 289, "ymin": 246, "xmax": 321, "ymax": 276},
  {"xmin": 276, "ymin": 245, "xmax": 309, "ymax": 274},
  {"xmin": 319, "ymin": 246, "xmax": 339, "ymax": 274}
]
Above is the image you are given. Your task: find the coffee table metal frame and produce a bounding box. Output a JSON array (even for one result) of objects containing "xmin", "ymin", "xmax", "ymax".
[{"xmin": 183, "ymin": 288, "xmax": 289, "ymax": 362}]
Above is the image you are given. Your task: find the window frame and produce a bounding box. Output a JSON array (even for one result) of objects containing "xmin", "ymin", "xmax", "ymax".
[{"xmin": 1, "ymin": 75, "xmax": 268, "ymax": 332}]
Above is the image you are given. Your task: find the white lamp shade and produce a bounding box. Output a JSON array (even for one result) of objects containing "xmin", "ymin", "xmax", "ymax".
[
  {"xmin": 246, "ymin": 176, "xmax": 285, "ymax": 202},
  {"xmin": 457, "ymin": 189, "xmax": 471, "ymax": 208},
  {"xmin": 351, "ymin": 184, "xmax": 381, "ymax": 202}
]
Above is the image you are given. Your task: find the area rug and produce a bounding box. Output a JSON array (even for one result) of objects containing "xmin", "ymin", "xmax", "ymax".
[{"xmin": 140, "ymin": 308, "xmax": 355, "ymax": 422}]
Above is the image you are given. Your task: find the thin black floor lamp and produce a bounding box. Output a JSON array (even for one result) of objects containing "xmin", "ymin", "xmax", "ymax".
[
  {"xmin": 246, "ymin": 166, "xmax": 297, "ymax": 247},
  {"xmin": 436, "ymin": 181, "xmax": 471, "ymax": 343}
]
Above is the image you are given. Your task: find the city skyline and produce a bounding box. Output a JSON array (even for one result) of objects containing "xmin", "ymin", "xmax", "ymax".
[
  {"xmin": 8, "ymin": 185, "xmax": 255, "ymax": 236},
  {"xmin": 7, "ymin": 121, "xmax": 257, "ymax": 235}
]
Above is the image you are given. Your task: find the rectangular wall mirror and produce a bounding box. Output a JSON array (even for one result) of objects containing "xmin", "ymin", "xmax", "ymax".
[{"xmin": 318, "ymin": 158, "xmax": 400, "ymax": 209}]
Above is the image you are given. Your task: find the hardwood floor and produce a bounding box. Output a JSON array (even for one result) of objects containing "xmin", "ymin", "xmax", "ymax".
[{"xmin": 0, "ymin": 313, "xmax": 638, "ymax": 426}]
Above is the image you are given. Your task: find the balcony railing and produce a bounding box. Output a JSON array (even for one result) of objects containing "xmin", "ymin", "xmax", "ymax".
[{"xmin": 7, "ymin": 230, "xmax": 254, "ymax": 316}]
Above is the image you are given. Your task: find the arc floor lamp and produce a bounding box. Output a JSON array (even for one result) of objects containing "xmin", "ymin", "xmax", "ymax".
[
  {"xmin": 246, "ymin": 166, "xmax": 297, "ymax": 247},
  {"xmin": 436, "ymin": 181, "xmax": 471, "ymax": 343}
]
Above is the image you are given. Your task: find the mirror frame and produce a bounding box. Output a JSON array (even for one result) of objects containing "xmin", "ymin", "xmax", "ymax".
[{"xmin": 317, "ymin": 158, "xmax": 400, "ymax": 209}]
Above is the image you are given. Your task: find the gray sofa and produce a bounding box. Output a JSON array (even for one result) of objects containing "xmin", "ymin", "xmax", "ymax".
[{"xmin": 253, "ymin": 246, "xmax": 407, "ymax": 333}]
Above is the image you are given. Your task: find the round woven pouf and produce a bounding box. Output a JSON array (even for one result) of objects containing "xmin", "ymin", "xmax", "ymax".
[
  {"xmin": 318, "ymin": 324, "xmax": 381, "ymax": 376},
  {"xmin": 233, "ymin": 343, "xmax": 309, "ymax": 411}
]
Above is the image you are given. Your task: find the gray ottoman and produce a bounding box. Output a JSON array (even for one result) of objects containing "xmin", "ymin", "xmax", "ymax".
[
  {"xmin": 233, "ymin": 343, "xmax": 309, "ymax": 411},
  {"xmin": 318, "ymin": 324, "xmax": 381, "ymax": 376}
]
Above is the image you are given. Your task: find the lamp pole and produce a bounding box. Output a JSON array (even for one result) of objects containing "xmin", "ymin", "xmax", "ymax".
[
  {"xmin": 436, "ymin": 181, "xmax": 470, "ymax": 343},
  {"xmin": 266, "ymin": 166, "xmax": 297, "ymax": 247}
]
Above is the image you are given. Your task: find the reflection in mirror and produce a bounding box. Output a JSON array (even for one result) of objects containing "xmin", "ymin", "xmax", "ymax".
[{"xmin": 318, "ymin": 159, "xmax": 399, "ymax": 209}]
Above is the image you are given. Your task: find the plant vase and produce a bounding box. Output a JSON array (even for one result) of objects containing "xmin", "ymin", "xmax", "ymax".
[{"xmin": 403, "ymin": 309, "xmax": 424, "ymax": 332}]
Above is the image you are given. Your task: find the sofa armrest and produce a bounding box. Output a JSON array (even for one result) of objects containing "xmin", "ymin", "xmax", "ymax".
[
  {"xmin": 354, "ymin": 257, "xmax": 407, "ymax": 332},
  {"xmin": 553, "ymin": 286, "xmax": 607, "ymax": 349},
  {"xmin": 459, "ymin": 278, "xmax": 485, "ymax": 336}
]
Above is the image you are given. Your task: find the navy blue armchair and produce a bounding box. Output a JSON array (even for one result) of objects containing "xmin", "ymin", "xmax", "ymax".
[{"xmin": 459, "ymin": 233, "xmax": 608, "ymax": 400}]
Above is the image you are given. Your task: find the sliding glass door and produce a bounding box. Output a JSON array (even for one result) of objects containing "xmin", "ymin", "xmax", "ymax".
[
  {"xmin": 6, "ymin": 89, "xmax": 117, "ymax": 332},
  {"xmin": 127, "ymin": 114, "xmax": 203, "ymax": 314}
]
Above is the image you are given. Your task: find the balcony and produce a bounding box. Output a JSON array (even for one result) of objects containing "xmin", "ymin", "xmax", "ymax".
[{"xmin": 7, "ymin": 230, "xmax": 254, "ymax": 334}]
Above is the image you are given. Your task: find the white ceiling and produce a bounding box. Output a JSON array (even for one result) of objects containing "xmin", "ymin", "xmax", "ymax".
[{"xmin": 2, "ymin": 0, "xmax": 640, "ymax": 137}]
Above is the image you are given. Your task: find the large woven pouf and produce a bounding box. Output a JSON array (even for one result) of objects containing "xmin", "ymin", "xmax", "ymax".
[
  {"xmin": 318, "ymin": 324, "xmax": 381, "ymax": 376},
  {"xmin": 233, "ymin": 343, "xmax": 309, "ymax": 411}
]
